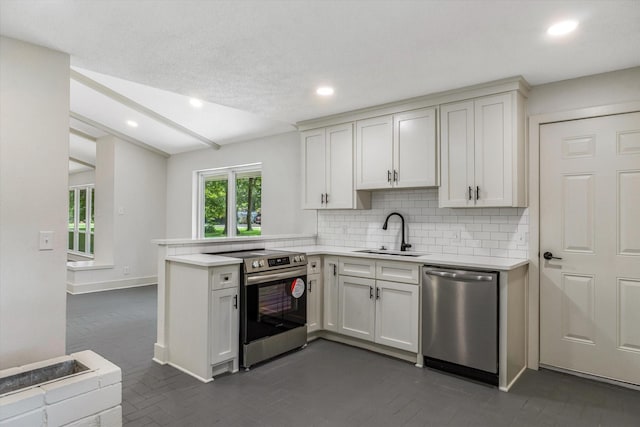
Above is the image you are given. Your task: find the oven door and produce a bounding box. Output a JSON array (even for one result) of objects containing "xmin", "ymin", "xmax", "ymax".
[{"xmin": 242, "ymin": 267, "xmax": 307, "ymax": 344}]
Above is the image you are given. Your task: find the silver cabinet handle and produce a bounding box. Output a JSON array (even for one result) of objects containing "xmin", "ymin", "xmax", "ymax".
[
  {"xmin": 468, "ymin": 186, "xmax": 472, "ymax": 200},
  {"xmin": 424, "ymin": 269, "xmax": 495, "ymax": 282}
]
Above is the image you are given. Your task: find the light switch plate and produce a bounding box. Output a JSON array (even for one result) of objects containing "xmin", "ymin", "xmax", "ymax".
[{"xmin": 39, "ymin": 231, "xmax": 54, "ymax": 250}]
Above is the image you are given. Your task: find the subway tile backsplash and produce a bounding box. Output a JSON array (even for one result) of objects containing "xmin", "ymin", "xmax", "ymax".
[{"xmin": 317, "ymin": 189, "xmax": 529, "ymax": 259}]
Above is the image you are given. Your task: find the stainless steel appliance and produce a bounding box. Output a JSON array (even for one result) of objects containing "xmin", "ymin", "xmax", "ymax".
[
  {"xmin": 212, "ymin": 249, "xmax": 307, "ymax": 369},
  {"xmin": 422, "ymin": 266, "xmax": 499, "ymax": 385}
]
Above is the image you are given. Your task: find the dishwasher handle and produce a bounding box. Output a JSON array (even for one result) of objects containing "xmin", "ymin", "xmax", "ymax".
[{"xmin": 424, "ymin": 269, "xmax": 495, "ymax": 282}]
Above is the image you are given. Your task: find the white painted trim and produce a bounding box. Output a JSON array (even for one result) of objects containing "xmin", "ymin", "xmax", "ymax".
[
  {"xmin": 66, "ymin": 277, "xmax": 157, "ymax": 294},
  {"xmin": 70, "ymin": 111, "xmax": 171, "ymax": 158},
  {"xmin": 499, "ymin": 364, "xmax": 528, "ymax": 392},
  {"xmin": 527, "ymin": 101, "xmax": 640, "ymax": 370},
  {"xmin": 152, "ymin": 233, "xmax": 317, "ymax": 246},
  {"xmin": 69, "ymin": 157, "xmax": 95, "ymax": 169},
  {"xmin": 540, "ymin": 364, "xmax": 640, "ymax": 391},
  {"xmin": 166, "ymin": 362, "xmax": 213, "ymax": 383},
  {"xmin": 69, "ymin": 127, "xmax": 97, "ymax": 142},
  {"xmin": 71, "ymin": 69, "xmax": 220, "ymax": 150}
]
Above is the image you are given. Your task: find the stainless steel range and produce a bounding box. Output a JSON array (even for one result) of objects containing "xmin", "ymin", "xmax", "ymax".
[{"xmin": 211, "ymin": 249, "xmax": 308, "ymax": 369}]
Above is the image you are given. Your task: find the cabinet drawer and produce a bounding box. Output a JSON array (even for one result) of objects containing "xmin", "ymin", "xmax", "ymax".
[
  {"xmin": 307, "ymin": 256, "xmax": 321, "ymax": 275},
  {"xmin": 210, "ymin": 265, "xmax": 239, "ymax": 290},
  {"xmin": 339, "ymin": 257, "xmax": 376, "ymax": 278},
  {"xmin": 376, "ymin": 261, "xmax": 419, "ymax": 284}
]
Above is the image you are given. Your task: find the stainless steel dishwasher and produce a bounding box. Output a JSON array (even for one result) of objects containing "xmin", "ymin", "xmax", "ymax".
[{"xmin": 422, "ymin": 266, "xmax": 499, "ymax": 385}]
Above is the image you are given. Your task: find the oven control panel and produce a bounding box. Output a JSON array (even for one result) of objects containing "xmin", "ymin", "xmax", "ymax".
[{"xmin": 246, "ymin": 253, "xmax": 306, "ymax": 273}]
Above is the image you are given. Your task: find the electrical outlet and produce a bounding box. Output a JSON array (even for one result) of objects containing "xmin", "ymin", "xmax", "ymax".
[
  {"xmin": 123, "ymin": 266, "xmax": 130, "ymax": 275},
  {"xmin": 39, "ymin": 231, "xmax": 54, "ymax": 250}
]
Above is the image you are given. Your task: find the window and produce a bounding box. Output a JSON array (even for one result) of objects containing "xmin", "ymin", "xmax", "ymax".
[
  {"xmin": 69, "ymin": 185, "xmax": 94, "ymax": 255},
  {"xmin": 195, "ymin": 163, "xmax": 262, "ymax": 238}
]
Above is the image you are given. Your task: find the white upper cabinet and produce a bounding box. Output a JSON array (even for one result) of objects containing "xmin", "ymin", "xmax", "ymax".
[
  {"xmin": 356, "ymin": 108, "xmax": 437, "ymax": 190},
  {"xmin": 439, "ymin": 92, "xmax": 526, "ymax": 207},
  {"xmin": 302, "ymin": 123, "xmax": 370, "ymax": 209},
  {"xmin": 355, "ymin": 116, "xmax": 394, "ymax": 189},
  {"xmin": 394, "ymin": 108, "xmax": 438, "ymax": 188}
]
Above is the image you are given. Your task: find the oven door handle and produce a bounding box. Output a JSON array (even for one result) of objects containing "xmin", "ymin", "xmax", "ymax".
[{"xmin": 245, "ymin": 267, "xmax": 308, "ymax": 285}]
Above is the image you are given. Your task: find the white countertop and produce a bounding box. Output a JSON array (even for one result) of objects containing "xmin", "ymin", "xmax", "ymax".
[
  {"xmin": 165, "ymin": 254, "xmax": 243, "ymax": 267},
  {"xmin": 279, "ymin": 245, "xmax": 528, "ymax": 271},
  {"xmin": 164, "ymin": 245, "xmax": 528, "ymax": 271}
]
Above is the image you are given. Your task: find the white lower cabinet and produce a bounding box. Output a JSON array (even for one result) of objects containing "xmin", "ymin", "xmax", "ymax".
[
  {"xmin": 210, "ymin": 286, "xmax": 239, "ymax": 366},
  {"xmin": 167, "ymin": 262, "xmax": 239, "ymax": 381},
  {"xmin": 307, "ymin": 273, "xmax": 322, "ymax": 333},
  {"xmin": 335, "ymin": 258, "xmax": 420, "ymax": 353},
  {"xmin": 323, "ymin": 257, "xmax": 340, "ymax": 332},
  {"xmin": 374, "ymin": 280, "xmax": 419, "ymax": 352},
  {"xmin": 338, "ymin": 275, "xmax": 376, "ymax": 341}
]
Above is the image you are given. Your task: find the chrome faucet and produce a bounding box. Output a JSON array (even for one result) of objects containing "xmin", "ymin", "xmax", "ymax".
[{"xmin": 382, "ymin": 212, "xmax": 412, "ymax": 251}]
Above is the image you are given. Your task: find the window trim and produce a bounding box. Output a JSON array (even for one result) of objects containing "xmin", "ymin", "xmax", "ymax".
[
  {"xmin": 193, "ymin": 162, "xmax": 262, "ymax": 239},
  {"xmin": 68, "ymin": 184, "xmax": 94, "ymax": 257}
]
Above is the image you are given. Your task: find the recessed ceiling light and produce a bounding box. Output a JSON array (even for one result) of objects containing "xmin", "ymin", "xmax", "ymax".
[
  {"xmin": 316, "ymin": 86, "xmax": 335, "ymax": 96},
  {"xmin": 126, "ymin": 120, "xmax": 138, "ymax": 128},
  {"xmin": 547, "ymin": 20, "xmax": 578, "ymax": 36},
  {"xmin": 189, "ymin": 98, "xmax": 203, "ymax": 108}
]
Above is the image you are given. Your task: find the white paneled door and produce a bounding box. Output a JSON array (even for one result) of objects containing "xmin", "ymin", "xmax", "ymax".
[{"xmin": 540, "ymin": 111, "xmax": 640, "ymax": 385}]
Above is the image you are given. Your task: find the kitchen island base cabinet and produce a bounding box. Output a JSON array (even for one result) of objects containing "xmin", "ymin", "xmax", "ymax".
[{"xmin": 167, "ymin": 262, "xmax": 239, "ymax": 382}]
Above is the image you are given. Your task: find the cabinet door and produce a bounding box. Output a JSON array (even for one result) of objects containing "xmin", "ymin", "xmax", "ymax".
[
  {"xmin": 323, "ymin": 257, "xmax": 340, "ymax": 332},
  {"xmin": 338, "ymin": 276, "xmax": 375, "ymax": 341},
  {"xmin": 326, "ymin": 123, "xmax": 355, "ymax": 208},
  {"xmin": 302, "ymin": 128, "xmax": 327, "ymax": 209},
  {"xmin": 356, "ymin": 115, "xmax": 394, "ymax": 189},
  {"xmin": 374, "ymin": 280, "xmax": 419, "ymax": 352},
  {"xmin": 210, "ymin": 286, "xmax": 239, "ymax": 366},
  {"xmin": 474, "ymin": 93, "xmax": 513, "ymax": 206},
  {"xmin": 307, "ymin": 273, "xmax": 322, "ymax": 333},
  {"xmin": 439, "ymin": 100, "xmax": 474, "ymax": 207},
  {"xmin": 394, "ymin": 108, "xmax": 437, "ymax": 188}
]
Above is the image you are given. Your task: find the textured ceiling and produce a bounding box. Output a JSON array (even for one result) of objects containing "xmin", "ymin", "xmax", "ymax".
[{"xmin": 2, "ymin": 0, "xmax": 639, "ymax": 126}]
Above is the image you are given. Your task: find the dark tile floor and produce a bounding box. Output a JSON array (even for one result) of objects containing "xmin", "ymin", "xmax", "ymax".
[{"xmin": 67, "ymin": 286, "xmax": 640, "ymax": 427}]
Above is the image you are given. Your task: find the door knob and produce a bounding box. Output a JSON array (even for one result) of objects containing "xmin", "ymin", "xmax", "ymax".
[{"xmin": 543, "ymin": 251, "xmax": 562, "ymax": 260}]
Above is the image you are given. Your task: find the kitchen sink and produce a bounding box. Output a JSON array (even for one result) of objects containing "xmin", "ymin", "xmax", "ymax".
[{"xmin": 354, "ymin": 249, "xmax": 427, "ymax": 257}]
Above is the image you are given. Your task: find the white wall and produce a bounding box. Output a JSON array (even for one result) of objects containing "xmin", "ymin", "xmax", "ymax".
[
  {"xmin": 0, "ymin": 37, "xmax": 69, "ymax": 369},
  {"xmin": 68, "ymin": 136, "xmax": 166, "ymax": 293},
  {"xmin": 528, "ymin": 66, "xmax": 640, "ymax": 116},
  {"xmin": 69, "ymin": 170, "xmax": 95, "ymax": 187},
  {"xmin": 165, "ymin": 131, "xmax": 317, "ymax": 238}
]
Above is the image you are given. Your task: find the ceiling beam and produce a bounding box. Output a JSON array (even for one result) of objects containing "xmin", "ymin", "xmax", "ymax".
[
  {"xmin": 69, "ymin": 127, "xmax": 98, "ymax": 142},
  {"xmin": 69, "ymin": 157, "xmax": 95, "ymax": 168},
  {"xmin": 71, "ymin": 69, "xmax": 220, "ymax": 150},
  {"xmin": 70, "ymin": 111, "xmax": 171, "ymax": 158}
]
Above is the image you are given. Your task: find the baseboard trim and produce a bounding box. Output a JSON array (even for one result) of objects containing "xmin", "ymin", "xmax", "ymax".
[
  {"xmin": 540, "ymin": 364, "xmax": 640, "ymax": 391},
  {"xmin": 167, "ymin": 362, "xmax": 213, "ymax": 383},
  {"xmin": 66, "ymin": 276, "xmax": 157, "ymax": 294}
]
